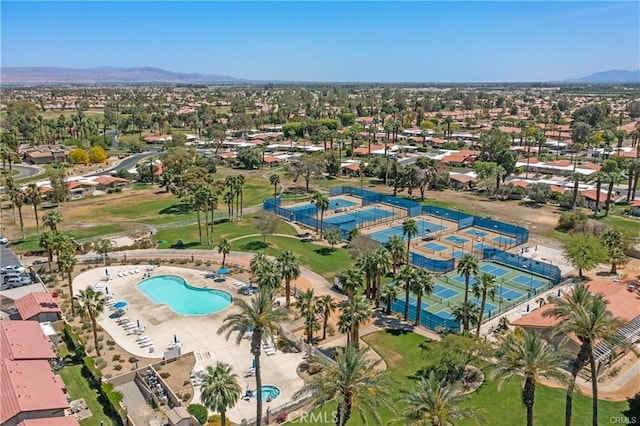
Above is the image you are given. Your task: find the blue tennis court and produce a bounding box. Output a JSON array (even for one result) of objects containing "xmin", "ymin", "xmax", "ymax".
[
  {"xmin": 433, "ymin": 309, "xmax": 456, "ymax": 320},
  {"xmin": 473, "ymin": 243, "xmax": 492, "ymax": 251},
  {"xmin": 287, "ymin": 197, "xmax": 357, "ymax": 212},
  {"xmin": 434, "ymin": 284, "xmax": 459, "ymax": 300},
  {"xmin": 471, "ymin": 298, "xmax": 498, "ymax": 315},
  {"xmin": 423, "ymin": 242, "xmax": 448, "ymax": 252},
  {"xmin": 369, "ymin": 219, "xmax": 445, "ymax": 243},
  {"xmin": 479, "ymin": 264, "xmax": 509, "ymax": 277},
  {"xmin": 492, "ymin": 235, "xmax": 516, "ymax": 246},
  {"xmin": 445, "ymin": 235, "xmax": 470, "ymax": 245},
  {"xmin": 407, "ymin": 295, "xmax": 430, "ymax": 310},
  {"xmin": 497, "ymin": 286, "xmax": 524, "ymax": 301},
  {"xmin": 451, "ymin": 251, "xmax": 467, "ymax": 259},
  {"xmin": 513, "ymin": 274, "xmax": 548, "ymax": 290},
  {"xmin": 465, "ymin": 229, "xmax": 489, "ymax": 238},
  {"xmin": 450, "ymin": 274, "xmax": 478, "ymax": 286},
  {"xmin": 325, "ymin": 207, "xmax": 395, "ymax": 225}
]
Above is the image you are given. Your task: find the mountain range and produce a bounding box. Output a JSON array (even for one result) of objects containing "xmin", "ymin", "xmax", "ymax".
[
  {"xmin": 0, "ymin": 66, "xmax": 240, "ymax": 83},
  {"xmin": 1, "ymin": 66, "xmax": 639, "ymax": 84}
]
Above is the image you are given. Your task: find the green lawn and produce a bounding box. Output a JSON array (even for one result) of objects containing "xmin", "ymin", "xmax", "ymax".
[
  {"xmin": 229, "ymin": 235, "xmax": 352, "ymax": 278},
  {"xmin": 311, "ymin": 330, "xmax": 628, "ymax": 425},
  {"xmin": 57, "ymin": 364, "xmax": 115, "ymax": 426}
]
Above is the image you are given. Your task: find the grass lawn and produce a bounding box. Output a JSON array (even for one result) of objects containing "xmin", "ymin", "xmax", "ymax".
[
  {"xmin": 310, "ymin": 330, "xmax": 628, "ymax": 425},
  {"xmin": 229, "ymin": 235, "xmax": 351, "ymax": 278},
  {"xmin": 57, "ymin": 364, "xmax": 115, "ymax": 426}
]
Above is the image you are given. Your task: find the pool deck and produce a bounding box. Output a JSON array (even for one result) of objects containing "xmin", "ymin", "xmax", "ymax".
[{"xmin": 73, "ymin": 265, "xmax": 305, "ymax": 424}]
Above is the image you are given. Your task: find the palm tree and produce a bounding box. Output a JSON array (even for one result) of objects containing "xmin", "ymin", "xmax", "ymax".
[
  {"xmin": 42, "ymin": 209, "xmax": 63, "ymax": 232},
  {"xmin": 295, "ymin": 289, "xmax": 319, "ymax": 343},
  {"xmin": 200, "ymin": 362, "xmax": 242, "ymax": 426},
  {"xmin": 312, "ymin": 192, "xmax": 330, "ymax": 238},
  {"xmin": 276, "ymin": 250, "xmax": 301, "ymax": 307},
  {"xmin": 217, "ymin": 238, "xmax": 231, "ymax": 268},
  {"xmin": 337, "ymin": 267, "xmax": 363, "ymax": 305},
  {"xmin": 385, "ymin": 235, "xmax": 406, "ymax": 278},
  {"xmin": 398, "ymin": 265, "xmax": 417, "ymax": 322},
  {"xmin": 339, "ymin": 295, "xmax": 372, "ymax": 347},
  {"xmin": 12, "ymin": 190, "xmax": 26, "ymax": 240},
  {"xmin": 58, "ymin": 248, "xmax": 77, "ymax": 315},
  {"xmin": 316, "ymin": 295, "xmax": 337, "ymax": 340},
  {"xmin": 402, "ymin": 218, "xmax": 419, "ymax": 263},
  {"xmin": 544, "ymin": 283, "xmax": 622, "ymax": 426},
  {"xmin": 74, "ymin": 286, "xmax": 106, "ymax": 356},
  {"xmin": 399, "ymin": 371, "xmax": 483, "ymax": 426},
  {"xmin": 456, "ymin": 254, "xmax": 479, "ymax": 333},
  {"xmin": 412, "ymin": 268, "xmax": 434, "ymax": 326},
  {"xmin": 217, "ymin": 291, "xmax": 288, "ymax": 426},
  {"xmin": 451, "ymin": 301, "xmax": 480, "ymax": 332},
  {"xmin": 269, "ymin": 174, "xmax": 280, "ymax": 213},
  {"xmin": 492, "ymin": 329, "xmax": 568, "ymax": 426},
  {"xmin": 254, "ymin": 262, "xmax": 281, "ymax": 293},
  {"xmin": 26, "ymin": 183, "xmax": 42, "ymax": 236},
  {"xmin": 371, "ymin": 248, "xmax": 391, "ymax": 308},
  {"xmin": 355, "ymin": 250, "xmax": 376, "ymax": 300},
  {"xmin": 381, "ymin": 284, "xmax": 400, "ymax": 315},
  {"xmin": 472, "ymin": 273, "xmax": 498, "ymax": 336},
  {"xmin": 293, "ymin": 345, "xmax": 393, "ymax": 426},
  {"xmin": 236, "ymin": 174, "xmax": 246, "ymax": 216},
  {"xmin": 250, "ymin": 252, "xmax": 269, "ymax": 279}
]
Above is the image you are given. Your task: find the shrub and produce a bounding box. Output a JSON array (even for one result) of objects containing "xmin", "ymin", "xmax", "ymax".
[
  {"xmin": 160, "ymin": 372, "xmax": 171, "ymax": 379},
  {"xmin": 106, "ymin": 339, "xmax": 115, "ymax": 346},
  {"xmin": 182, "ymin": 393, "xmax": 191, "ymax": 402},
  {"xmin": 128, "ymin": 356, "xmax": 139, "ymax": 364},
  {"xmin": 188, "ymin": 404, "xmax": 208, "ymax": 424},
  {"xmin": 207, "ymin": 414, "xmax": 231, "ymax": 426},
  {"xmin": 113, "ymin": 364, "xmax": 123, "ymax": 371},
  {"xmin": 112, "ymin": 354, "xmax": 121, "ymax": 362},
  {"xmin": 276, "ymin": 412, "xmax": 289, "ymax": 423},
  {"xmin": 556, "ymin": 210, "xmax": 588, "ymax": 232}
]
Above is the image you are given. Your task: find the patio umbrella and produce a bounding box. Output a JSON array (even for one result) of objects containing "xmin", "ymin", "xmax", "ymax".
[
  {"xmin": 113, "ymin": 301, "xmax": 128, "ymax": 309},
  {"xmin": 105, "ymin": 268, "xmax": 109, "ymax": 276},
  {"xmin": 174, "ymin": 334, "xmax": 178, "ymax": 343},
  {"xmin": 251, "ymin": 359, "xmax": 256, "ymax": 369},
  {"xmin": 137, "ymin": 319, "xmax": 140, "ymax": 328},
  {"xmin": 218, "ymin": 268, "xmax": 230, "ymax": 275},
  {"xmin": 105, "ymin": 286, "xmax": 109, "ymax": 295}
]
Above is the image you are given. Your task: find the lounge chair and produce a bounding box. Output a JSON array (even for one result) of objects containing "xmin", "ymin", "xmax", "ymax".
[
  {"xmin": 133, "ymin": 268, "xmax": 139, "ymax": 274},
  {"xmin": 140, "ymin": 340, "xmax": 154, "ymax": 348},
  {"xmin": 117, "ymin": 272, "xmax": 124, "ymax": 278},
  {"xmin": 116, "ymin": 317, "xmax": 130, "ymax": 325},
  {"xmin": 264, "ymin": 347, "xmax": 276, "ymax": 356},
  {"xmin": 123, "ymin": 323, "xmax": 137, "ymax": 330},
  {"xmin": 136, "ymin": 335, "xmax": 150, "ymax": 342},
  {"xmin": 122, "ymin": 271, "xmax": 129, "ymax": 276}
]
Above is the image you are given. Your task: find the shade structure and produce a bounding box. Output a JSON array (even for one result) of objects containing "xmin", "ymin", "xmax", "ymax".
[
  {"xmin": 105, "ymin": 286, "xmax": 109, "ymax": 295},
  {"xmin": 113, "ymin": 301, "xmax": 128, "ymax": 309},
  {"xmin": 137, "ymin": 319, "xmax": 141, "ymax": 328},
  {"xmin": 218, "ymin": 268, "xmax": 230, "ymax": 275}
]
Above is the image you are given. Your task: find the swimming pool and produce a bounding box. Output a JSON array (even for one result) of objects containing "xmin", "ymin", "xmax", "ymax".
[
  {"xmin": 137, "ymin": 275, "xmax": 232, "ymax": 316},
  {"xmin": 256, "ymin": 384, "xmax": 280, "ymax": 402}
]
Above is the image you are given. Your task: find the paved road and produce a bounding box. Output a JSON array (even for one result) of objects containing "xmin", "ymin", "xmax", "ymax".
[
  {"xmin": 86, "ymin": 151, "xmax": 158, "ymax": 177},
  {"xmin": 0, "ymin": 164, "xmax": 44, "ymax": 180},
  {"xmin": 0, "ymin": 243, "xmax": 21, "ymax": 269}
]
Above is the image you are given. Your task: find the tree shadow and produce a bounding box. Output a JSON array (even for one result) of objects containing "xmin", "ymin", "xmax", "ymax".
[
  {"xmin": 170, "ymin": 241, "xmax": 200, "ymax": 249},
  {"xmin": 159, "ymin": 203, "xmax": 191, "ymax": 215},
  {"xmin": 240, "ymin": 241, "xmax": 269, "ymax": 251},
  {"xmin": 314, "ymin": 247, "xmax": 334, "ymax": 256}
]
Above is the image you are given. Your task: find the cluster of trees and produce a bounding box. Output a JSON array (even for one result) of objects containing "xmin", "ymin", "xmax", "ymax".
[
  {"xmin": 563, "ymin": 228, "xmax": 628, "ymax": 278},
  {"xmin": 68, "ymin": 146, "xmax": 109, "ymax": 165}
]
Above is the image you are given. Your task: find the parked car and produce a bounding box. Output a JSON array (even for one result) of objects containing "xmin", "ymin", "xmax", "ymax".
[
  {"xmin": 0, "ymin": 235, "xmax": 8, "ymax": 244},
  {"xmin": 239, "ymin": 285, "xmax": 258, "ymax": 296},
  {"xmin": 1, "ymin": 265, "xmax": 25, "ymax": 274}
]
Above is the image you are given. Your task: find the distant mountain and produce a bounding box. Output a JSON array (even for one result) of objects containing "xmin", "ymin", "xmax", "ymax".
[
  {"xmin": 0, "ymin": 66, "xmax": 241, "ymax": 83},
  {"xmin": 569, "ymin": 69, "xmax": 640, "ymax": 83}
]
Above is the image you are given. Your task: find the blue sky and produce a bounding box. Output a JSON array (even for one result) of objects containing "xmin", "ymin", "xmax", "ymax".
[{"xmin": 2, "ymin": 1, "xmax": 638, "ymax": 82}]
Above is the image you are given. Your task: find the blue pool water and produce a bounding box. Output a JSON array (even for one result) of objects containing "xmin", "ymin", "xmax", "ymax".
[
  {"xmin": 138, "ymin": 275, "xmax": 232, "ymax": 316},
  {"xmin": 256, "ymin": 385, "xmax": 281, "ymax": 402}
]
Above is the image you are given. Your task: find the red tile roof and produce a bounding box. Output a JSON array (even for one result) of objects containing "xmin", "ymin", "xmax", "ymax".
[
  {"xmin": 263, "ymin": 156, "xmax": 282, "ymax": 163},
  {"xmin": 17, "ymin": 418, "xmax": 80, "ymax": 426},
  {"xmin": 549, "ymin": 185, "xmax": 566, "ymax": 194},
  {"xmin": 15, "ymin": 293, "xmax": 62, "ymax": 322},
  {"xmin": 342, "ymin": 163, "xmax": 361, "ymax": 171},
  {"xmin": 507, "ymin": 179, "xmax": 529, "ymax": 189},
  {"xmin": 545, "ymin": 160, "xmax": 573, "ymax": 167},
  {"xmin": 580, "ymin": 189, "xmax": 613, "ymax": 202},
  {"xmin": 630, "ymin": 200, "xmax": 640, "ymax": 208},
  {"xmin": 0, "ymin": 321, "xmax": 56, "ymax": 361},
  {"xmin": 450, "ymin": 173, "xmax": 475, "ymax": 183},
  {"xmin": 93, "ymin": 176, "xmax": 128, "ymax": 185},
  {"xmin": 581, "ymin": 162, "xmax": 601, "ymax": 171},
  {"xmin": 0, "ymin": 359, "xmax": 69, "ymax": 423}
]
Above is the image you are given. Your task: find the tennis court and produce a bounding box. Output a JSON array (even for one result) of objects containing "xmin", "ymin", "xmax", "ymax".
[
  {"xmin": 445, "ymin": 235, "xmax": 470, "ymax": 245},
  {"xmin": 368, "ymin": 218, "xmax": 445, "ymax": 244},
  {"xmin": 451, "ymin": 251, "xmax": 467, "ymax": 259},
  {"xmin": 479, "ymin": 264, "xmax": 509, "ymax": 277},
  {"xmin": 324, "ymin": 207, "xmax": 395, "ymax": 225},
  {"xmin": 472, "ymin": 243, "xmax": 493, "ymax": 251},
  {"xmin": 513, "ymin": 274, "xmax": 548, "ymax": 290},
  {"xmin": 471, "ymin": 297, "xmax": 498, "ymax": 315},
  {"xmin": 492, "ymin": 235, "xmax": 516, "ymax": 246},
  {"xmin": 497, "ymin": 285, "xmax": 524, "ymax": 301},
  {"xmin": 423, "ymin": 242, "xmax": 448, "ymax": 252},
  {"xmin": 465, "ymin": 229, "xmax": 489, "ymax": 238},
  {"xmin": 434, "ymin": 284, "xmax": 459, "ymax": 300},
  {"xmin": 287, "ymin": 197, "xmax": 357, "ymax": 212}
]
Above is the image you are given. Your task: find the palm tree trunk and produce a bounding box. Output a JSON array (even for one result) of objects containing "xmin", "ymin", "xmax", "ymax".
[
  {"xmin": 595, "ymin": 179, "xmax": 601, "ymax": 216},
  {"xmin": 605, "ymin": 181, "xmax": 614, "ymax": 216},
  {"xmin": 524, "ymin": 378, "xmax": 535, "ymax": 426},
  {"xmin": 34, "ymin": 205, "xmax": 40, "ymax": 237},
  {"xmin": 222, "ymin": 254, "xmax": 226, "ymax": 268},
  {"xmin": 404, "ymin": 288, "xmax": 410, "ymax": 321},
  {"xmin": 68, "ymin": 273, "xmax": 75, "ymax": 315},
  {"xmin": 565, "ymin": 343, "xmax": 591, "ymax": 426},
  {"xmin": 18, "ymin": 206, "xmax": 25, "ymax": 240},
  {"xmin": 92, "ymin": 316, "xmax": 101, "ymax": 356},
  {"xmin": 476, "ymin": 291, "xmax": 487, "ymax": 336},
  {"xmin": 463, "ymin": 275, "xmax": 470, "ymax": 333},
  {"xmin": 415, "ymin": 294, "xmax": 422, "ymax": 326},
  {"xmin": 221, "ymin": 408, "xmax": 226, "ymax": 426},
  {"xmin": 285, "ymin": 279, "xmax": 291, "ymax": 307},
  {"xmin": 590, "ymin": 353, "xmax": 599, "ymax": 426},
  {"xmin": 386, "ymin": 298, "xmax": 392, "ymax": 315},
  {"xmin": 322, "ymin": 315, "xmax": 328, "ymax": 340},
  {"xmin": 196, "ymin": 209, "xmax": 202, "ymax": 244}
]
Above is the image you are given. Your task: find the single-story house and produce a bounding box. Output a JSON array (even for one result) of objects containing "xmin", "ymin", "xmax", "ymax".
[
  {"xmin": 23, "ymin": 146, "xmax": 71, "ymax": 165},
  {"xmin": 14, "ymin": 293, "xmax": 63, "ymax": 323},
  {"xmin": 340, "ymin": 162, "xmax": 362, "ymax": 177},
  {"xmin": 449, "ymin": 173, "xmax": 476, "ymax": 190},
  {"xmin": 580, "ymin": 189, "xmax": 614, "ymax": 210},
  {"xmin": 92, "ymin": 176, "xmax": 130, "ymax": 191},
  {"xmin": 630, "ymin": 200, "xmax": 640, "ymax": 217},
  {"xmin": 67, "ymin": 180, "xmax": 97, "ymax": 200},
  {"xmin": 263, "ymin": 156, "xmax": 283, "ymax": 167}
]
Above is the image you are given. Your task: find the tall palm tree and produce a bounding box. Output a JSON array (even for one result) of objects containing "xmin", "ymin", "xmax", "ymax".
[
  {"xmin": 355, "ymin": 250, "xmax": 376, "ymax": 300},
  {"xmin": 218, "ymin": 291, "xmax": 288, "ymax": 426},
  {"xmin": 316, "ymin": 295, "xmax": 337, "ymax": 340},
  {"xmin": 371, "ymin": 248, "xmax": 391, "ymax": 308},
  {"xmin": 472, "ymin": 273, "xmax": 498, "ymax": 336},
  {"xmin": 39, "ymin": 231, "xmax": 58, "ymax": 272},
  {"xmin": 492, "ymin": 329, "xmax": 568, "ymax": 426},
  {"xmin": 250, "ymin": 252, "xmax": 269, "ymax": 279},
  {"xmin": 293, "ymin": 345, "xmax": 393, "ymax": 426},
  {"xmin": 398, "ymin": 265, "xmax": 418, "ymax": 322},
  {"xmin": 412, "ymin": 268, "xmax": 435, "ymax": 326},
  {"xmin": 399, "ymin": 371, "xmax": 483, "ymax": 426},
  {"xmin": 74, "ymin": 286, "xmax": 106, "ymax": 356},
  {"xmin": 337, "ymin": 267, "xmax": 363, "ymax": 305},
  {"xmin": 269, "ymin": 174, "xmax": 280, "ymax": 214},
  {"xmin": 385, "ymin": 235, "xmax": 406, "ymax": 278},
  {"xmin": 236, "ymin": 174, "xmax": 246, "ymax": 217},
  {"xmin": 402, "ymin": 218, "xmax": 419, "ymax": 263},
  {"xmin": 12, "ymin": 190, "xmax": 26, "ymax": 240},
  {"xmin": 42, "ymin": 209, "xmax": 63, "ymax": 232},
  {"xmin": 276, "ymin": 249, "xmax": 301, "ymax": 307},
  {"xmin": 312, "ymin": 192, "xmax": 330, "ymax": 238},
  {"xmin": 26, "ymin": 183, "xmax": 42, "ymax": 237},
  {"xmin": 58, "ymin": 248, "xmax": 77, "ymax": 315},
  {"xmin": 451, "ymin": 301, "xmax": 480, "ymax": 332},
  {"xmin": 381, "ymin": 284, "xmax": 401, "ymax": 315},
  {"xmin": 254, "ymin": 262, "xmax": 281, "ymax": 293},
  {"xmin": 295, "ymin": 289, "xmax": 319, "ymax": 343},
  {"xmin": 456, "ymin": 254, "xmax": 479, "ymax": 333},
  {"xmin": 217, "ymin": 238, "xmax": 231, "ymax": 268},
  {"xmin": 339, "ymin": 295, "xmax": 372, "ymax": 347},
  {"xmin": 200, "ymin": 362, "xmax": 242, "ymax": 426},
  {"xmin": 544, "ymin": 283, "xmax": 622, "ymax": 426}
]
